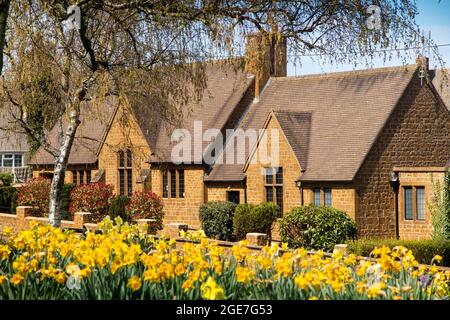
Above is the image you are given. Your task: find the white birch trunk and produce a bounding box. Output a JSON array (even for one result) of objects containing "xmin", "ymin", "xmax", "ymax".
[{"xmin": 48, "ymin": 110, "xmax": 80, "ymax": 227}]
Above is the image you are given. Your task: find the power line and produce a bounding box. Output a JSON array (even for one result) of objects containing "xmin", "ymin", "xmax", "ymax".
[{"xmin": 287, "ymin": 43, "xmax": 450, "ymax": 58}]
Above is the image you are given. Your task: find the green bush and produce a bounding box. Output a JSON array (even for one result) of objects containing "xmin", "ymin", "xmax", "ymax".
[
  {"xmin": 109, "ymin": 195, "xmax": 130, "ymax": 220},
  {"xmin": 279, "ymin": 205, "xmax": 357, "ymax": 251},
  {"xmin": 199, "ymin": 201, "xmax": 236, "ymax": 241},
  {"xmin": 0, "ymin": 173, "xmax": 14, "ymax": 186},
  {"xmin": 233, "ymin": 202, "xmax": 278, "ymax": 240},
  {"xmin": 61, "ymin": 184, "xmax": 75, "ymax": 220},
  {"xmin": 347, "ymin": 239, "xmax": 450, "ymax": 267},
  {"xmin": 0, "ymin": 186, "xmax": 17, "ymax": 214}
]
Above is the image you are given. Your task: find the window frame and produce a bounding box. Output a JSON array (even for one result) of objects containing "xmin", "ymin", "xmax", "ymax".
[
  {"xmin": 402, "ymin": 186, "xmax": 426, "ymax": 222},
  {"xmin": 264, "ymin": 167, "xmax": 283, "ymax": 216},
  {"xmin": 416, "ymin": 187, "xmax": 425, "ymax": 221},
  {"xmin": 118, "ymin": 149, "xmax": 133, "ymax": 196},
  {"xmin": 0, "ymin": 153, "xmax": 23, "ymax": 168},
  {"xmin": 162, "ymin": 169, "xmax": 185, "ymax": 199}
]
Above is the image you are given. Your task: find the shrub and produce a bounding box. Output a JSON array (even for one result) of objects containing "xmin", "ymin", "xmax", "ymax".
[
  {"xmin": 17, "ymin": 177, "xmax": 51, "ymax": 215},
  {"xmin": 233, "ymin": 202, "xmax": 278, "ymax": 240},
  {"xmin": 69, "ymin": 183, "xmax": 114, "ymax": 222},
  {"xmin": 0, "ymin": 186, "xmax": 17, "ymax": 214},
  {"xmin": 347, "ymin": 239, "xmax": 450, "ymax": 267},
  {"xmin": 109, "ymin": 195, "xmax": 130, "ymax": 221},
  {"xmin": 279, "ymin": 205, "xmax": 357, "ymax": 251},
  {"xmin": 0, "ymin": 173, "xmax": 14, "ymax": 186},
  {"xmin": 428, "ymin": 170, "xmax": 450, "ymax": 240},
  {"xmin": 61, "ymin": 184, "xmax": 75, "ymax": 220},
  {"xmin": 125, "ymin": 191, "xmax": 164, "ymax": 230},
  {"xmin": 199, "ymin": 201, "xmax": 237, "ymax": 241}
]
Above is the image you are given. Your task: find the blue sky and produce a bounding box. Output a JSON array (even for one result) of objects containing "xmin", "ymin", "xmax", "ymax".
[{"xmin": 287, "ymin": 0, "xmax": 450, "ymax": 76}]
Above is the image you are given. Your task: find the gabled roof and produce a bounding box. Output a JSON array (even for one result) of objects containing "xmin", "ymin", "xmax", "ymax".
[
  {"xmin": 0, "ymin": 106, "xmax": 29, "ymax": 153},
  {"xmin": 206, "ymin": 64, "xmax": 418, "ymax": 182},
  {"xmin": 430, "ymin": 68, "xmax": 450, "ymax": 110},
  {"xmin": 29, "ymin": 97, "xmax": 118, "ymax": 165},
  {"xmin": 143, "ymin": 62, "xmax": 254, "ymax": 163}
]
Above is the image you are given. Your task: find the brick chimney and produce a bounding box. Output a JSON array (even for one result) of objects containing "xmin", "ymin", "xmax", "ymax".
[{"xmin": 245, "ymin": 32, "xmax": 287, "ymax": 101}]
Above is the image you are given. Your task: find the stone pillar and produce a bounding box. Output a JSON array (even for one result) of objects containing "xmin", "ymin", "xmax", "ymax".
[
  {"xmin": 73, "ymin": 212, "xmax": 91, "ymax": 229},
  {"xmin": 16, "ymin": 206, "xmax": 34, "ymax": 219},
  {"xmin": 246, "ymin": 233, "xmax": 268, "ymax": 246},
  {"xmin": 333, "ymin": 244, "xmax": 348, "ymax": 255},
  {"xmin": 136, "ymin": 218, "xmax": 158, "ymax": 235},
  {"xmin": 161, "ymin": 223, "xmax": 188, "ymax": 239}
]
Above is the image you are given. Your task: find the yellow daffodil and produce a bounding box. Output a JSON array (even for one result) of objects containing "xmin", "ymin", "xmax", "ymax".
[
  {"xmin": 200, "ymin": 276, "xmax": 225, "ymax": 300},
  {"xmin": 127, "ymin": 276, "xmax": 142, "ymax": 292},
  {"xmin": 10, "ymin": 273, "xmax": 24, "ymax": 286}
]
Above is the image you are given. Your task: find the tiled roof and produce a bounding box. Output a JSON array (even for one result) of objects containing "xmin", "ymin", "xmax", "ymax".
[
  {"xmin": 206, "ymin": 64, "xmax": 418, "ymax": 182},
  {"xmin": 0, "ymin": 106, "xmax": 29, "ymax": 153},
  {"xmin": 29, "ymin": 97, "xmax": 118, "ymax": 165},
  {"xmin": 142, "ymin": 62, "xmax": 253, "ymax": 163},
  {"xmin": 430, "ymin": 68, "xmax": 450, "ymax": 110}
]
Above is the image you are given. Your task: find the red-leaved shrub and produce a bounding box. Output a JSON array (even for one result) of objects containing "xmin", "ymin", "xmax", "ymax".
[
  {"xmin": 17, "ymin": 177, "xmax": 51, "ymax": 216},
  {"xmin": 69, "ymin": 183, "xmax": 114, "ymax": 222},
  {"xmin": 126, "ymin": 191, "xmax": 164, "ymax": 230}
]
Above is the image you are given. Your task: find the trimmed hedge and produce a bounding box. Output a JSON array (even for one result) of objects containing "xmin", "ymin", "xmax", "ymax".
[
  {"xmin": 233, "ymin": 202, "xmax": 278, "ymax": 240},
  {"xmin": 347, "ymin": 239, "xmax": 450, "ymax": 267},
  {"xmin": 0, "ymin": 186, "xmax": 17, "ymax": 214},
  {"xmin": 199, "ymin": 201, "xmax": 237, "ymax": 241},
  {"xmin": 279, "ymin": 205, "xmax": 357, "ymax": 251}
]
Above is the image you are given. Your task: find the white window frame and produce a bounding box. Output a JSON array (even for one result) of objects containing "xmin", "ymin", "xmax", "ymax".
[{"xmin": 0, "ymin": 153, "xmax": 23, "ymax": 168}]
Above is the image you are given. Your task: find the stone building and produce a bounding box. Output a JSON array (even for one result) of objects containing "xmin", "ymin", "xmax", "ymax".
[{"xmin": 29, "ymin": 48, "xmax": 450, "ymax": 239}]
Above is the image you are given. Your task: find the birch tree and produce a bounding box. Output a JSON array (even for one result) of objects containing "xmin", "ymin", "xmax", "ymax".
[{"xmin": 0, "ymin": 0, "xmax": 440, "ymax": 226}]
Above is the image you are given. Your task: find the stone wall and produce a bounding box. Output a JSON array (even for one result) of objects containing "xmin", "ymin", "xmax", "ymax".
[
  {"xmin": 397, "ymin": 169, "xmax": 446, "ymax": 240},
  {"xmin": 0, "ymin": 206, "xmax": 90, "ymax": 233},
  {"xmin": 205, "ymin": 182, "xmax": 245, "ymax": 203},
  {"xmin": 302, "ymin": 185, "xmax": 357, "ymax": 220},
  {"xmin": 98, "ymin": 105, "xmax": 151, "ymax": 194},
  {"xmin": 150, "ymin": 166, "xmax": 205, "ymax": 228},
  {"xmin": 245, "ymin": 115, "xmax": 301, "ymax": 215},
  {"xmin": 354, "ymin": 75, "xmax": 450, "ymax": 238}
]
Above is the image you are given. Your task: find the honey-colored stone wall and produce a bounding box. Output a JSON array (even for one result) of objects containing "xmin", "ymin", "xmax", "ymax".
[
  {"xmin": 98, "ymin": 106, "xmax": 151, "ymax": 194},
  {"xmin": 397, "ymin": 170, "xmax": 446, "ymax": 240},
  {"xmin": 245, "ymin": 115, "xmax": 301, "ymax": 215},
  {"xmin": 354, "ymin": 76, "xmax": 450, "ymax": 238}
]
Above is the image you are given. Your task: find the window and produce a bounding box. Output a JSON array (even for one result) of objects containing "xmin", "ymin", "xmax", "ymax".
[
  {"xmin": 313, "ymin": 188, "xmax": 321, "ymax": 206},
  {"xmin": 170, "ymin": 169, "xmax": 177, "ymax": 198},
  {"xmin": 416, "ymin": 187, "xmax": 425, "ymax": 221},
  {"xmin": 72, "ymin": 170, "xmax": 92, "ymax": 185},
  {"xmin": 404, "ymin": 187, "xmax": 413, "ymax": 220},
  {"xmin": 403, "ymin": 186, "xmax": 427, "ymax": 221},
  {"xmin": 2, "ymin": 154, "xmax": 13, "ymax": 167},
  {"xmin": 79, "ymin": 171, "xmax": 84, "ymax": 185},
  {"xmin": 264, "ymin": 167, "xmax": 283, "ymax": 216},
  {"xmin": 118, "ymin": 149, "xmax": 133, "ymax": 196},
  {"xmin": 227, "ymin": 191, "xmax": 240, "ymax": 204},
  {"xmin": 178, "ymin": 170, "xmax": 185, "ymax": 198},
  {"xmin": 14, "ymin": 155, "xmax": 22, "ymax": 167},
  {"xmin": 324, "ymin": 188, "xmax": 332, "ymax": 207},
  {"xmin": 0, "ymin": 153, "xmax": 23, "ymax": 168},
  {"xmin": 162, "ymin": 169, "xmax": 184, "ymax": 198},
  {"xmin": 162, "ymin": 171, "xmax": 168, "ymax": 198}
]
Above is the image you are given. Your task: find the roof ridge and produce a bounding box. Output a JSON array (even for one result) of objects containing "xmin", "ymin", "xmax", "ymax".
[{"xmin": 274, "ymin": 64, "xmax": 417, "ymax": 81}]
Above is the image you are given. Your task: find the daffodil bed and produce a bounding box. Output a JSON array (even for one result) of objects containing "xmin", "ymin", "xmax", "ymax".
[{"xmin": 0, "ymin": 217, "xmax": 449, "ymax": 300}]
